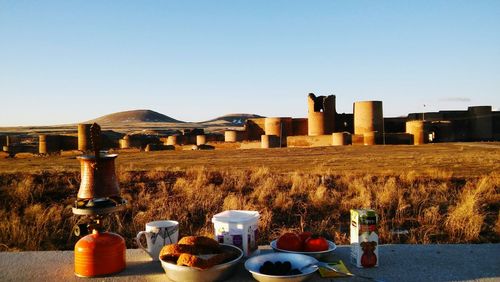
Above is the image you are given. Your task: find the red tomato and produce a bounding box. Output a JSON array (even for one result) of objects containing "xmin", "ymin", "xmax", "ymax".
[
  {"xmin": 298, "ymin": 231, "xmax": 313, "ymax": 245},
  {"xmin": 304, "ymin": 236, "xmax": 329, "ymax": 252},
  {"xmin": 276, "ymin": 233, "xmax": 302, "ymax": 251}
]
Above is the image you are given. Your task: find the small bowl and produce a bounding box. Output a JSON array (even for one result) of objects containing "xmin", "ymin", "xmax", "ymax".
[
  {"xmin": 160, "ymin": 244, "xmax": 243, "ymax": 282},
  {"xmin": 245, "ymin": 252, "xmax": 319, "ymax": 282},
  {"xmin": 270, "ymin": 240, "xmax": 336, "ymax": 259}
]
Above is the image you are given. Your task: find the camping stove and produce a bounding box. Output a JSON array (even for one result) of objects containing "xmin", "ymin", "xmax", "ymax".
[{"xmin": 72, "ymin": 123, "xmax": 127, "ymax": 277}]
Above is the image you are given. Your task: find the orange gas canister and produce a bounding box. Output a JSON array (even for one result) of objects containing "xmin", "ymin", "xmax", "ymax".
[{"xmin": 74, "ymin": 229, "xmax": 126, "ymax": 277}]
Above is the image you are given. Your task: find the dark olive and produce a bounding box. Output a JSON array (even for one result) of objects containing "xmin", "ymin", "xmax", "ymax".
[
  {"xmin": 263, "ymin": 261, "xmax": 273, "ymax": 268},
  {"xmin": 282, "ymin": 261, "xmax": 292, "ymax": 273},
  {"xmin": 260, "ymin": 260, "xmax": 300, "ymax": 276},
  {"xmin": 259, "ymin": 260, "xmax": 274, "ymax": 275}
]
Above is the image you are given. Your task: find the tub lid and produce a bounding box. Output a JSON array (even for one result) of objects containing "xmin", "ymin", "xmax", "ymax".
[{"xmin": 212, "ymin": 210, "xmax": 259, "ymax": 223}]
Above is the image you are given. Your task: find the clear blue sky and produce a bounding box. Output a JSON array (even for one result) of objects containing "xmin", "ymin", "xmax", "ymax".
[{"xmin": 1, "ymin": 1, "xmax": 499, "ymax": 126}]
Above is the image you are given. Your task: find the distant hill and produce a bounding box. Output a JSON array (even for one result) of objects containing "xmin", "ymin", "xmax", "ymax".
[
  {"xmin": 87, "ymin": 110, "xmax": 184, "ymax": 124},
  {"xmin": 200, "ymin": 113, "xmax": 264, "ymax": 126}
]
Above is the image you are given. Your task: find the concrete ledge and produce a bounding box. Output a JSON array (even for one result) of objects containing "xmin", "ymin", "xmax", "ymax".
[{"xmin": 0, "ymin": 244, "xmax": 499, "ymax": 281}]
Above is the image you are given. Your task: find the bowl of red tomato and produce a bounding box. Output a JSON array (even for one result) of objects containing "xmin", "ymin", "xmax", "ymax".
[{"xmin": 270, "ymin": 232, "xmax": 336, "ymax": 259}]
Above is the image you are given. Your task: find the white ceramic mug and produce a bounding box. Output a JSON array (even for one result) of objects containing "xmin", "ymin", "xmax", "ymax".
[{"xmin": 136, "ymin": 220, "xmax": 179, "ymax": 261}]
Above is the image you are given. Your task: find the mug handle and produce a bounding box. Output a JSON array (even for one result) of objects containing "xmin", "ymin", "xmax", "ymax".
[{"xmin": 136, "ymin": 231, "xmax": 153, "ymax": 258}]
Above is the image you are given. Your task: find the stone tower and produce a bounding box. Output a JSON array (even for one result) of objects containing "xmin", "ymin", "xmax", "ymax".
[{"xmin": 307, "ymin": 93, "xmax": 336, "ymax": 136}]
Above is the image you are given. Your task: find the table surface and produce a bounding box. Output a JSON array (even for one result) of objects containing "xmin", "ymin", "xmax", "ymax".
[{"xmin": 0, "ymin": 244, "xmax": 499, "ymax": 282}]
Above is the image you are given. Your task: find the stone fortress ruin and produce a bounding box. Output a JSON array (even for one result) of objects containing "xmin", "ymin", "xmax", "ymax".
[
  {"xmin": 224, "ymin": 94, "xmax": 500, "ymax": 149},
  {"xmin": 1, "ymin": 93, "xmax": 499, "ymax": 155}
]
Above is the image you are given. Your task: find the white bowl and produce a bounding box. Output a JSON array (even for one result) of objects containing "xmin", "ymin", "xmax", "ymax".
[
  {"xmin": 270, "ymin": 239, "xmax": 336, "ymax": 259},
  {"xmin": 159, "ymin": 244, "xmax": 243, "ymax": 282},
  {"xmin": 245, "ymin": 252, "xmax": 319, "ymax": 282}
]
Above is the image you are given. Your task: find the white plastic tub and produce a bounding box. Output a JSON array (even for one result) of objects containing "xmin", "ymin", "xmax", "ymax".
[{"xmin": 212, "ymin": 210, "xmax": 260, "ymax": 257}]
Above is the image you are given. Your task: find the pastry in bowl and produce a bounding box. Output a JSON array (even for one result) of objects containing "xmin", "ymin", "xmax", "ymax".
[
  {"xmin": 178, "ymin": 236, "xmax": 221, "ymax": 250},
  {"xmin": 159, "ymin": 236, "xmax": 239, "ymax": 270},
  {"xmin": 159, "ymin": 236, "xmax": 243, "ymax": 282}
]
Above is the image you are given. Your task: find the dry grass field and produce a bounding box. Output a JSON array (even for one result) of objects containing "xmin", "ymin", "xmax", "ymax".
[
  {"xmin": 1, "ymin": 143, "xmax": 499, "ymax": 176},
  {"xmin": 0, "ymin": 143, "xmax": 499, "ymax": 252}
]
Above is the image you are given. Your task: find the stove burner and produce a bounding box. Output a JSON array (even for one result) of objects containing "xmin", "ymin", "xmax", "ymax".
[{"xmin": 72, "ymin": 197, "xmax": 127, "ymax": 216}]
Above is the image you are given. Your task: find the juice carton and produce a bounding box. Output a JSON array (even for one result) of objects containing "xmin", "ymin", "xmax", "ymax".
[{"xmin": 350, "ymin": 209, "xmax": 379, "ymax": 268}]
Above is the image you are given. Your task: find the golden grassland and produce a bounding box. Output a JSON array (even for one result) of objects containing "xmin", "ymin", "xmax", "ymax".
[
  {"xmin": 1, "ymin": 143, "xmax": 500, "ymax": 176},
  {"xmin": 0, "ymin": 143, "xmax": 499, "ymax": 251}
]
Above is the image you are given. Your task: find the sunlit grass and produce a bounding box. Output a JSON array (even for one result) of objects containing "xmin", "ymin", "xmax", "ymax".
[{"xmin": 0, "ymin": 143, "xmax": 498, "ymax": 251}]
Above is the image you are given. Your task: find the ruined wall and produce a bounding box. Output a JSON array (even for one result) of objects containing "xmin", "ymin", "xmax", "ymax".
[
  {"xmin": 245, "ymin": 118, "xmax": 266, "ymax": 141},
  {"xmin": 351, "ymin": 134, "xmax": 364, "ymax": 145},
  {"xmin": 335, "ymin": 113, "xmax": 354, "ymax": 134},
  {"xmin": 407, "ymin": 112, "xmax": 444, "ymax": 121},
  {"xmin": 406, "ymin": 121, "xmax": 428, "ymax": 145},
  {"xmin": 0, "ymin": 135, "xmax": 36, "ymax": 154},
  {"xmin": 102, "ymin": 132, "xmax": 119, "ymax": 149},
  {"xmin": 125, "ymin": 135, "xmax": 161, "ymax": 149},
  {"xmin": 239, "ymin": 141, "xmax": 261, "ymax": 149},
  {"xmin": 180, "ymin": 132, "xmax": 224, "ymax": 145},
  {"xmin": 77, "ymin": 124, "xmax": 92, "ymax": 151},
  {"xmin": 180, "ymin": 128, "xmax": 204, "ymax": 136},
  {"xmin": 2, "ymin": 136, "xmax": 11, "ymax": 152},
  {"xmin": 121, "ymin": 135, "xmax": 158, "ymax": 149},
  {"xmin": 185, "ymin": 135, "xmax": 197, "ymax": 145},
  {"xmin": 4, "ymin": 135, "xmax": 15, "ymax": 146},
  {"xmin": 292, "ymin": 118, "xmax": 308, "ymax": 136},
  {"xmin": 441, "ymin": 111, "xmax": 469, "ymax": 141},
  {"xmin": 385, "ymin": 133, "xmax": 413, "ymax": 145},
  {"xmin": 60, "ymin": 135, "xmax": 78, "ymax": 150},
  {"xmin": 323, "ymin": 95, "xmax": 336, "ymax": 133},
  {"xmin": 0, "ymin": 136, "xmax": 6, "ymax": 147},
  {"xmin": 287, "ymin": 135, "xmax": 332, "ymax": 147},
  {"xmin": 308, "ymin": 112, "xmax": 325, "ymax": 136},
  {"xmin": 468, "ymin": 106, "xmax": 493, "ymax": 141},
  {"xmin": 196, "ymin": 135, "xmax": 206, "ymax": 146},
  {"xmin": 159, "ymin": 136, "xmax": 169, "ymax": 144},
  {"xmin": 384, "ymin": 117, "xmax": 406, "ymax": 133},
  {"xmin": 428, "ymin": 121, "xmax": 455, "ymax": 142},
  {"xmin": 353, "ymin": 101, "xmax": 383, "ymax": 135},
  {"xmin": 224, "ymin": 130, "xmax": 248, "ymax": 142},
  {"xmin": 264, "ymin": 118, "xmax": 292, "ymax": 136},
  {"xmin": 224, "ymin": 131, "xmax": 239, "ymax": 142},
  {"xmin": 493, "ymin": 111, "xmax": 500, "ymax": 140},
  {"xmin": 119, "ymin": 137, "xmax": 131, "ymax": 149},
  {"xmin": 363, "ymin": 131, "xmax": 382, "ymax": 145},
  {"xmin": 264, "ymin": 118, "xmax": 281, "ymax": 136},
  {"xmin": 261, "ymin": 135, "xmax": 280, "ymax": 148},
  {"xmin": 307, "ymin": 93, "xmax": 336, "ymax": 136},
  {"xmin": 206, "ymin": 134, "xmax": 224, "ymax": 143},
  {"xmin": 165, "ymin": 134, "xmax": 222, "ymax": 146},
  {"xmin": 332, "ymin": 132, "xmax": 351, "ymax": 146},
  {"xmin": 0, "ymin": 135, "xmax": 35, "ymax": 147},
  {"xmin": 39, "ymin": 135, "xmax": 61, "ymax": 154},
  {"xmin": 144, "ymin": 143, "xmax": 173, "ymax": 151},
  {"xmin": 166, "ymin": 135, "xmax": 179, "ymax": 146},
  {"xmin": 6, "ymin": 136, "xmax": 11, "ymax": 146},
  {"xmin": 3, "ymin": 144, "xmax": 37, "ymax": 154},
  {"xmin": 408, "ymin": 108, "xmax": 498, "ymax": 142},
  {"xmin": 264, "ymin": 117, "xmax": 292, "ymax": 146},
  {"xmin": 166, "ymin": 129, "xmax": 205, "ymax": 145}
]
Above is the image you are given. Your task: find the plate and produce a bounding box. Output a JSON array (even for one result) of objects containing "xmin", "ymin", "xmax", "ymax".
[
  {"xmin": 245, "ymin": 252, "xmax": 319, "ymax": 282},
  {"xmin": 270, "ymin": 239, "xmax": 336, "ymax": 259}
]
